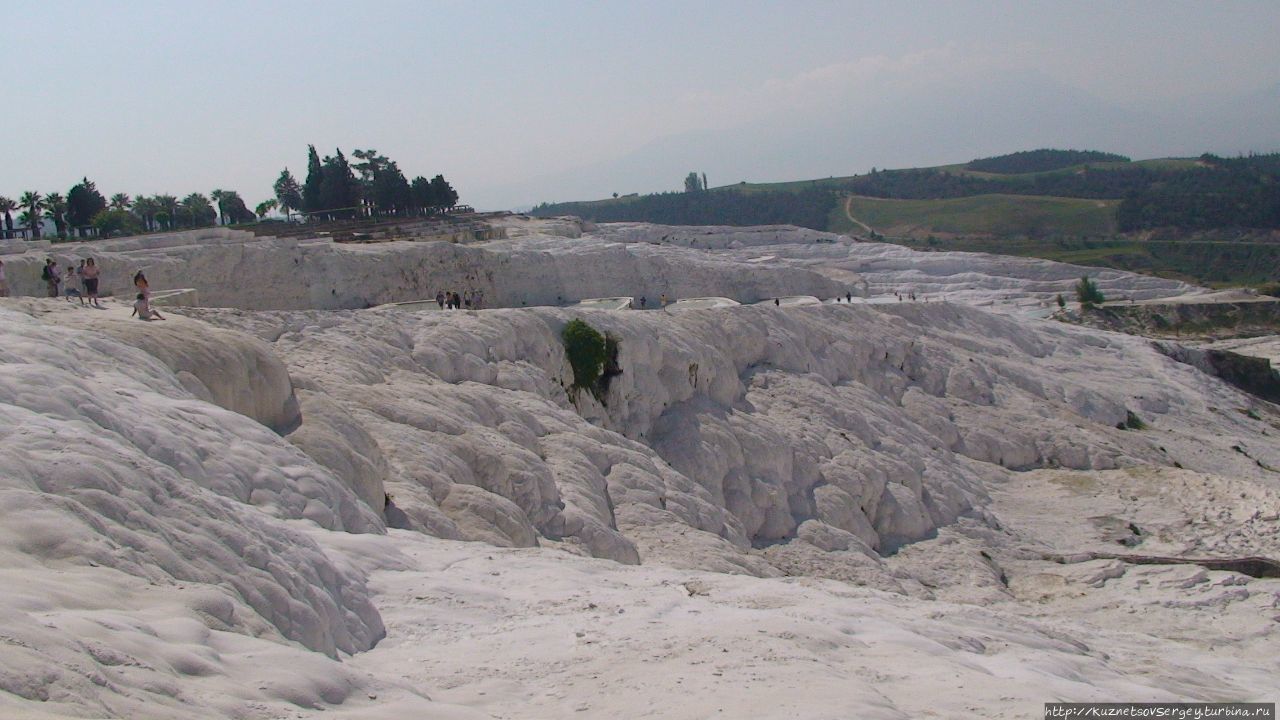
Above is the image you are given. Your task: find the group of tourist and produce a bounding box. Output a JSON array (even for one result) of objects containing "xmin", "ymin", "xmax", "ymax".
[
  {"xmin": 39, "ymin": 257, "xmax": 104, "ymax": 308},
  {"xmin": 1, "ymin": 257, "xmax": 164, "ymax": 320},
  {"xmin": 634, "ymin": 294, "xmax": 669, "ymax": 309},
  {"xmin": 435, "ymin": 289, "xmax": 483, "ymax": 310}
]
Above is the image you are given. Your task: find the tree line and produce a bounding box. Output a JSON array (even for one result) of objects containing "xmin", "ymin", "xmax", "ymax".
[
  {"xmin": 0, "ymin": 145, "xmax": 461, "ymax": 241},
  {"xmin": 835, "ymin": 165, "xmax": 1167, "ymax": 200},
  {"xmin": 1116, "ymin": 153, "xmax": 1280, "ymax": 231},
  {"xmin": 533, "ymin": 187, "xmax": 837, "ymax": 231},
  {"xmin": 966, "ymin": 149, "xmax": 1130, "ymax": 174},
  {"xmin": 294, "ymin": 146, "xmax": 458, "ymax": 221}
]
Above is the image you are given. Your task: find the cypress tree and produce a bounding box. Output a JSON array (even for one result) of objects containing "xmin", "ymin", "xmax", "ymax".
[{"xmin": 302, "ymin": 145, "xmax": 324, "ymax": 217}]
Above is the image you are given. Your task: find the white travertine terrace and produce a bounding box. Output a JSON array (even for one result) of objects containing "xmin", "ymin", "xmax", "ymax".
[{"xmin": 0, "ymin": 219, "xmax": 1275, "ymax": 719}]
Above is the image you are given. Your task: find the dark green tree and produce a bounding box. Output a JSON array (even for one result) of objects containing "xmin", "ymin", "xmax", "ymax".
[
  {"xmin": 92, "ymin": 208, "xmax": 142, "ymax": 237},
  {"xmin": 429, "ymin": 174, "xmax": 458, "ymax": 212},
  {"xmin": 320, "ymin": 149, "xmax": 360, "ymax": 219},
  {"xmin": 562, "ymin": 318, "xmax": 607, "ymax": 396},
  {"xmin": 217, "ymin": 191, "xmax": 255, "ymax": 224},
  {"xmin": 684, "ymin": 172, "xmax": 703, "ymax": 193},
  {"xmin": 255, "ymin": 199, "xmax": 278, "ymax": 219},
  {"xmin": 273, "ymin": 169, "xmax": 303, "ymax": 221},
  {"xmin": 0, "ymin": 196, "xmax": 16, "ymax": 238},
  {"xmin": 210, "ymin": 189, "xmax": 228, "ymax": 225},
  {"xmin": 179, "ymin": 193, "xmax": 216, "ymax": 227},
  {"xmin": 155, "ymin": 194, "xmax": 179, "ymax": 230},
  {"xmin": 351, "ymin": 148, "xmax": 389, "ymax": 216},
  {"xmin": 302, "ymin": 144, "xmax": 325, "ymax": 217},
  {"xmin": 410, "ymin": 176, "xmax": 435, "ymax": 214},
  {"xmin": 371, "ymin": 160, "xmax": 412, "ymax": 216},
  {"xmin": 67, "ymin": 178, "xmax": 107, "ymax": 237},
  {"xmin": 19, "ymin": 191, "xmax": 44, "ymax": 238},
  {"xmin": 132, "ymin": 195, "xmax": 160, "ymax": 232},
  {"xmin": 1075, "ymin": 276, "xmax": 1105, "ymax": 307},
  {"xmin": 43, "ymin": 192, "xmax": 68, "ymax": 238}
]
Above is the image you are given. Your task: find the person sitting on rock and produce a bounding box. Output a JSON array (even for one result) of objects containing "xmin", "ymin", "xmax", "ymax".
[
  {"xmin": 131, "ymin": 292, "xmax": 165, "ymax": 321},
  {"xmin": 134, "ymin": 270, "xmax": 151, "ymax": 301}
]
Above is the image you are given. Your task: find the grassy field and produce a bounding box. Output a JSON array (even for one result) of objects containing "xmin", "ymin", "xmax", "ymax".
[
  {"xmin": 711, "ymin": 176, "xmax": 861, "ymax": 194},
  {"xmin": 716, "ymin": 157, "xmax": 1202, "ymax": 192},
  {"xmin": 830, "ymin": 194, "xmax": 1119, "ymax": 237}
]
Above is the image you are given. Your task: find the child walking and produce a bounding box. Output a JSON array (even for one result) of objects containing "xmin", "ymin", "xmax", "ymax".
[{"xmin": 63, "ymin": 266, "xmax": 84, "ymax": 305}]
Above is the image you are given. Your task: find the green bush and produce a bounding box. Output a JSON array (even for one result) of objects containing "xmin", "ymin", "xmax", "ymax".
[
  {"xmin": 1075, "ymin": 275, "xmax": 1106, "ymax": 307},
  {"xmin": 562, "ymin": 319, "xmax": 608, "ymax": 396},
  {"xmin": 1117, "ymin": 410, "xmax": 1147, "ymax": 430},
  {"xmin": 91, "ymin": 208, "xmax": 142, "ymax": 238}
]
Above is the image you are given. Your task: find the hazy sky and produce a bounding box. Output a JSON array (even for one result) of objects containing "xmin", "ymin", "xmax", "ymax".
[{"xmin": 4, "ymin": 0, "xmax": 1279, "ymax": 210}]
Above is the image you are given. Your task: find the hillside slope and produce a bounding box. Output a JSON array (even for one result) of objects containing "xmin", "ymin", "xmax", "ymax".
[{"xmin": 832, "ymin": 194, "xmax": 1119, "ymax": 238}]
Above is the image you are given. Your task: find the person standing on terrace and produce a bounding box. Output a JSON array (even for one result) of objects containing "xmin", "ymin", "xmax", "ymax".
[{"xmin": 82, "ymin": 258, "xmax": 103, "ymax": 308}]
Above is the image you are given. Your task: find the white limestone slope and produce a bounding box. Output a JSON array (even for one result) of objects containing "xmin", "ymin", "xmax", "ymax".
[
  {"xmin": 174, "ymin": 298, "xmax": 1274, "ymax": 576},
  {"xmin": 1, "ymin": 219, "xmax": 1196, "ymax": 315},
  {"xmin": 0, "ymin": 220, "xmax": 1276, "ymax": 719}
]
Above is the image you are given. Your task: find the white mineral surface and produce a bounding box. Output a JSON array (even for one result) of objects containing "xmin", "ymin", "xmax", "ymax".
[{"xmin": 0, "ymin": 220, "xmax": 1276, "ymax": 719}]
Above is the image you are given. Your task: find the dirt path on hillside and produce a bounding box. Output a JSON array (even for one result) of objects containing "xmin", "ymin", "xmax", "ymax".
[{"xmin": 843, "ymin": 196, "xmax": 876, "ymax": 235}]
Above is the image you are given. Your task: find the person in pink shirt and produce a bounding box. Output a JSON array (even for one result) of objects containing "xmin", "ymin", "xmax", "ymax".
[{"xmin": 81, "ymin": 258, "xmax": 103, "ymax": 308}]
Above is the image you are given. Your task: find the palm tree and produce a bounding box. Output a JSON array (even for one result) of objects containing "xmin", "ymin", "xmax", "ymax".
[
  {"xmin": 18, "ymin": 191, "xmax": 43, "ymax": 238},
  {"xmin": 155, "ymin": 194, "xmax": 178, "ymax": 229},
  {"xmin": 0, "ymin": 196, "xmax": 16, "ymax": 239},
  {"xmin": 255, "ymin": 199, "xmax": 278, "ymax": 219},
  {"xmin": 109, "ymin": 193, "xmax": 132, "ymax": 211},
  {"xmin": 219, "ymin": 190, "xmax": 248, "ymax": 224},
  {"xmin": 274, "ymin": 168, "xmax": 302, "ymax": 222},
  {"xmin": 181, "ymin": 193, "xmax": 215, "ymax": 227},
  {"xmin": 132, "ymin": 195, "xmax": 158, "ymax": 232},
  {"xmin": 17, "ymin": 211, "xmax": 37, "ymax": 240},
  {"xmin": 43, "ymin": 192, "xmax": 68, "ymax": 239},
  {"xmin": 210, "ymin": 189, "xmax": 227, "ymax": 225}
]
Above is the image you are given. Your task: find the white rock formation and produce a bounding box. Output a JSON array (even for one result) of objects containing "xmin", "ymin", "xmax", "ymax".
[
  {"xmin": 0, "ymin": 219, "xmax": 1197, "ymax": 312},
  {"xmin": 0, "ymin": 221, "xmax": 1276, "ymax": 718}
]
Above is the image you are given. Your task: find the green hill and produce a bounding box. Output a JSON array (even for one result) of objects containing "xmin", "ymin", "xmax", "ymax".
[
  {"xmin": 831, "ymin": 194, "xmax": 1119, "ymax": 238},
  {"xmin": 529, "ymin": 150, "xmax": 1280, "ymax": 286}
]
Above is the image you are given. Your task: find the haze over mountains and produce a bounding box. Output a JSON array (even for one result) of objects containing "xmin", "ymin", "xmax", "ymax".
[
  {"xmin": 7, "ymin": 4, "xmax": 1280, "ymax": 216},
  {"xmin": 486, "ymin": 71, "xmax": 1280, "ymax": 209}
]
